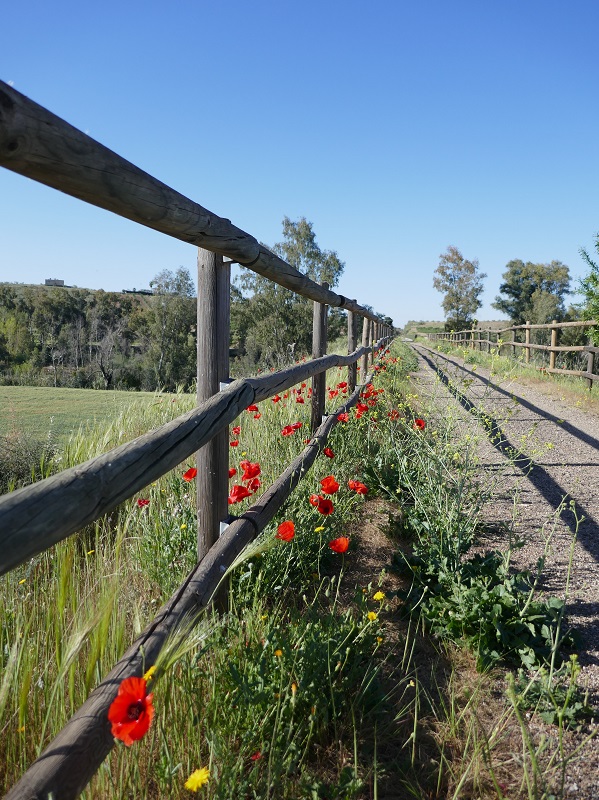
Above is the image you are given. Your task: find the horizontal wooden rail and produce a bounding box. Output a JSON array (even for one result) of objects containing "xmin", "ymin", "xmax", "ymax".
[
  {"xmin": 429, "ymin": 320, "xmax": 597, "ymax": 337},
  {"xmin": 2, "ymin": 372, "xmax": 377, "ymax": 800},
  {"xmin": 0, "ymin": 81, "xmax": 383, "ymax": 324},
  {"xmin": 0, "ymin": 337, "xmax": 389, "ymax": 577}
]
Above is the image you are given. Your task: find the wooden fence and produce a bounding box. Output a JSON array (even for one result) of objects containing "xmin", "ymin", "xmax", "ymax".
[
  {"xmin": 0, "ymin": 81, "xmax": 393, "ymax": 799},
  {"xmin": 427, "ymin": 319, "xmax": 599, "ymax": 389}
]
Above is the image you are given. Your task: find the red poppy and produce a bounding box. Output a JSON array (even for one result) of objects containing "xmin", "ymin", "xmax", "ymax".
[
  {"xmin": 356, "ymin": 402, "xmax": 368, "ymax": 414},
  {"xmin": 246, "ymin": 405, "xmax": 259, "ymax": 412},
  {"xmin": 323, "ymin": 447, "xmax": 335, "ymax": 459},
  {"xmin": 108, "ymin": 676, "xmax": 154, "ymax": 746},
  {"xmin": 291, "ymin": 421, "xmax": 303, "ymax": 430},
  {"xmin": 228, "ymin": 468, "xmax": 237, "ymax": 479},
  {"xmin": 388, "ymin": 409, "xmax": 400, "ymax": 420},
  {"xmin": 337, "ymin": 413, "xmax": 349, "ymax": 423},
  {"xmin": 348, "ymin": 480, "xmax": 368, "ymax": 495},
  {"xmin": 182, "ymin": 467, "xmax": 197, "ymax": 482},
  {"xmin": 276, "ymin": 520, "xmax": 295, "ymax": 541},
  {"xmin": 246, "ymin": 477, "xmax": 261, "ymax": 493},
  {"xmin": 250, "ymin": 752, "xmax": 263, "ymax": 761},
  {"xmin": 281, "ymin": 425, "xmax": 295, "ymax": 436},
  {"xmin": 328, "ymin": 389, "xmax": 339, "ymax": 399},
  {"xmin": 240, "ymin": 461, "xmax": 261, "ymax": 481},
  {"xmin": 320, "ymin": 476, "xmax": 340, "ymax": 495},
  {"xmin": 367, "ymin": 398, "xmax": 377, "ymax": 407},
  {"xmin": 136, "ymin": 498, "xmax": 150, "ymax": 508},
  {"xmin": 228, "ymin": 485, "xmax": 252, "ymax": 504},
  {"xmin": 296, "ymin": 396, "xmax": 305, "ymax": 404},
  {"xmin": 337, "ymin": 381, "xmax": 348, "ymax": 390},
  {"xmin": 272, "ymin": 395, "xmax": 281, "ymax": 403},
  {"xmin": 316, "ymin": 497, "xmax": 334, "ymax": 515},
  {"xmin": 413, "ymin": 418, "xmax": 426, "ymax": 431},
  {"xmin": 309, "ymin": 494, "xmax": 321, "ymax": 507},
  {"xmin": 254, "ymin": 413, "xmax": 261, "ymax": 420},
  {"xmin": 230, "ymin": 440, "xmax": 240, "ymax": 447},
  {"xmin": 329, "ymin": 537, "xmax": 350, "ymax": 553},
  {"xmin": 232, "ymin": 425, "xmax": 241, "ymax": 435},
  {"xmin": 283, "ymin": 392, "xmax": 289, "ymax": 399}
]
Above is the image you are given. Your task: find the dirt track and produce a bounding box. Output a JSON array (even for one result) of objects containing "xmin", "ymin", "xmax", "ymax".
[{"xmin": 411, "ymin": 343, "xmax": 599, "ymax": 797}]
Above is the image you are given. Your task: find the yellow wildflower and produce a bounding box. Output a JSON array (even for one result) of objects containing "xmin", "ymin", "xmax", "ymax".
[
  {"xmin": 86, "ymin": 550, "xmax": 95, "ymax": 555},
  {"xmin": 185, "ymin": 767, "xmax": 210, "ymax": 791},
  {"xmin": 143, "ymin": 666, "xmax": 157, "ymax": 682},
  {"xmin": 274, "ymin": 649, "xmax": 283, "ymax": 657},
  {"xmin": 314, "ymin": 526, "xmax": 325, "ymax": 532},
  {"xmin": 180, "ymin": 523, "xmax": 187, "ymax": 530},
  {"xmin": 373, "ymin": 591, "xmax": 385, "ymax": 601},
  {"xmin": 367, "ymin": 611, "xmax": 378, "ymax": 621},
  {"xmin": 18, "ymin": 578, "xmax": 26, "ymax": 585}
]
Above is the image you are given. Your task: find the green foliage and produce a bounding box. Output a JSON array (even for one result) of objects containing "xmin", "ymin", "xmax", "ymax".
[
  {"xmin": 433, "ymin": 246, "xmax": 486, "ymax": 331},
  {"xmin": 492, "ymin": 259, "xmax": 571, "ymax": 324},
  {"xmin": 513, "ymin": 656, "xmax": 593, "ymax": 729},
  {"xmin": 232, "ymin": 218, "xmax": 346, "ymax": 371},
  {"xmin": 0, "ymin": 427, "xmax": 56, "ymax": 493},
  {"xmin": 579, "ymin": 235, "xmax": 599, "ymax": 345}
]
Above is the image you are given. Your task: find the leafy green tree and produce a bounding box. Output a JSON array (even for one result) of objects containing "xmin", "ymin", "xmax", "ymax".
[
  {"xmin": 433, "ymin": 246, "xmax": 486, "ymax": 331},
  {"xmin": 579, "ymin": 236, "xmax": 599, "ymax": 345},
  {"xmin": 233, "ymin": 218, "xmax": 345, "ymax": 370},
  {"xmin": 144, "ymin": 267, "xmax": 196, "ymax": 389},
  {"xmin": 492, "ymin": 259, "xmax": 571, "ymax": 324}
]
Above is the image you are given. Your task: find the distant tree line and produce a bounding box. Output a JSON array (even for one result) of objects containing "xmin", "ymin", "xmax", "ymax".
[
  {"xmin": 0, "ymin": 218, "xmax": 393, "ymax": 391},
  {"xmin": 432, "ymin": 246, "xmax": 589, "ymax": 345}
]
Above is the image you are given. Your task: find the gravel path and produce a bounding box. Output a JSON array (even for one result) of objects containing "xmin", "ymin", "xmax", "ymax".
[{"xmin": 410, "ymin": 344, "xmax": 599, "ymax": 797}]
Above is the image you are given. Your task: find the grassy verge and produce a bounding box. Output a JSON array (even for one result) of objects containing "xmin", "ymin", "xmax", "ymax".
[{"xmin": 1, "ymin": 342, "xmax": 594, "ymax": 798}]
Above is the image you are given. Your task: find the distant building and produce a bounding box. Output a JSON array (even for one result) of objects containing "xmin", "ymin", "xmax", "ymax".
[
  {"xmin": 45, "ymin": 278, "xmax": 65, "ymax": 287},
  {"xmin": 122, "ymin": 288, "xmax": 154, "ymax": 295}
]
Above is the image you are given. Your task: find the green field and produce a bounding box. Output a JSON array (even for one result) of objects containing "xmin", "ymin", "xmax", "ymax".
[{"xmin": 0, "ymin": 385, "xmax": 165, "ymax": 443}]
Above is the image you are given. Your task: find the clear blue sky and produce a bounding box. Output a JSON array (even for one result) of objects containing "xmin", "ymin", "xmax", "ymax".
[{"xmin": 1, "ymin": 0, "xmax": 598, "ymax": 327}]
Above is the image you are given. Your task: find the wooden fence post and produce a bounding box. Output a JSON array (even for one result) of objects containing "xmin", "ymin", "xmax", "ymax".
[
  {"xmin": 347, "ymin": 309, "xmax": 357, "ymax": 393},
  {"xmin": 196, "ymin": 249, "xmax": 230, "ymax": 562},
  {"xmin": 525, "ymin": 321, "xmax": 531, "ymax": 363},
  {"xmin": 360, "ymin": 317, "xmax": 370, "ymax": 380},
  {"xmin": 511, "ymin": 328, "xmax": 516, "ymax": 357},
  {"xmin": 549, "ymin": 320, "xmax": 558, "ymax": 370},
  {"xmin": 311, "ymin": 282, "xmax": 328, "ymax": 433},
  {"xmin": 587, "ymin": 340, "xmax": 595, "ymax": 391}
]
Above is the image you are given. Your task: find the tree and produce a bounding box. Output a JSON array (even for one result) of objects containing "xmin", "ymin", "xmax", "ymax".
[
  {"xmin": 144, "ymin": 267, "xmax": 196, "ymax": 389},
  {"xmin": 433, "ymin": 246, "xmax": 486, "ymax": 331},
  {"xmin": 233, "ymin": 218, "xmax": 345, "ymax": 370},
  {"xmin": 492, "ymin": 260, "xmax": 571, "ymax": 324},
  {"xmin": 579, "ymin": 236, "xmax": 599, "ymax": 345}
]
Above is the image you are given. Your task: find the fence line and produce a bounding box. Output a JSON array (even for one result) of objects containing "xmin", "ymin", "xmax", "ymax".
[
  {"xmin": 3, "ymin": 378, "xmax": 380, "ymax": 800},
  {"xmin": 0, "ymin": 81, "xmax": 394, "ymax": 799},
  {"xmin": 427, "ymin": 319, "xmax": 598, "ymax": 388}
]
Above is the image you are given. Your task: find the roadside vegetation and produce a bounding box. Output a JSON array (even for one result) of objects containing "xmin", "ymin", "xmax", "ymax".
[{"xmin": 1, "ymin": 341, "xmax": 595, "ymax": 799}]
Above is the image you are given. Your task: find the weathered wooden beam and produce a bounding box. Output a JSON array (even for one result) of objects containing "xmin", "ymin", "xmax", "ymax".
[
  {"xmin": 0, "ymin": 337, "xmax": 390, "ymax": 576},
  {"xmin": 310, "ymin": 282, "xmax": 328, "ymax": 434},
  {"xmin": 196, "ymin": 249, "xmax": 230, "ymax": 561},
  {"xmin": 2, "ymin": 380, "xmax": 372, "ymax": 800},
  {"xmin": 347, "ymin": 310, "xmax": 357, "ymax": 393},
  {"xmin": 0, "ymin": 81, "xmax": 383, "ymax": 324}
]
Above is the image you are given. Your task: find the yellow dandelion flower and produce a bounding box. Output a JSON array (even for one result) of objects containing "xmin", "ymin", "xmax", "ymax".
[
  {"xmin": 185, "ymin": 767, "xmax": 210, "ymax": 791},
  {"xmin": 180, "ymin": 523, "xmax": 187, "ymax": 530},
  {"xmin": 314, "ymin": 526, "xmax": 325, "ymax": 532},
  {"xmin": 376, "ymin": 636, "xmax": 383, "ymax": 643},
  {"xmin": 87, "ymin": 549, "xmax": 95, "ymax": 555},
  {"xmin": 241, "ymin": 451, "xmax": 247, "ymax": 456},
  {"xmin": 367, "ymin": 611, "xmax": 378, "ymax": 621},
  {"xmin": 373, "ymin": 591, "xmax": 385, "ymax": 601},
  {"xmin": 18, "ymin": 578, "xmax": 26, "ymax": 585},
  {"xmin": 274, "ymin": 649, "xmax": 283, "ymax": 657},
  {"xmin": 143, "ymin": 666, "xmax": 157, "ymax": 682}
]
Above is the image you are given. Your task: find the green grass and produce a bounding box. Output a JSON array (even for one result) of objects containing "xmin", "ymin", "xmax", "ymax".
[{"xmin": 0, "ymin": 386, "xmax": 168, "ymax": 444}]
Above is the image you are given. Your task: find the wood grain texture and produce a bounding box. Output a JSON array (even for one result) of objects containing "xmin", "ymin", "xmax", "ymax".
[
  {"xmin": 310, "ymin": 284, "xmax": 328, "ymax": 434},
  {"xmin": 0, "ymin": 337, "xmax": 390, "ymax": 577},
  {"xmin": 0, "ymin": 81, "xmax": 383, "ymax": 324},
  {"xmin": 196, "ymin": 250, "xmax": 230, "ymax": 561},
  {"xmin": 2, "ymin": 376, "xmax": 377, "ymax": 800},
  {"xmin": 347, "ymin": 310, "xmax": 357, "ymax": 393}
]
